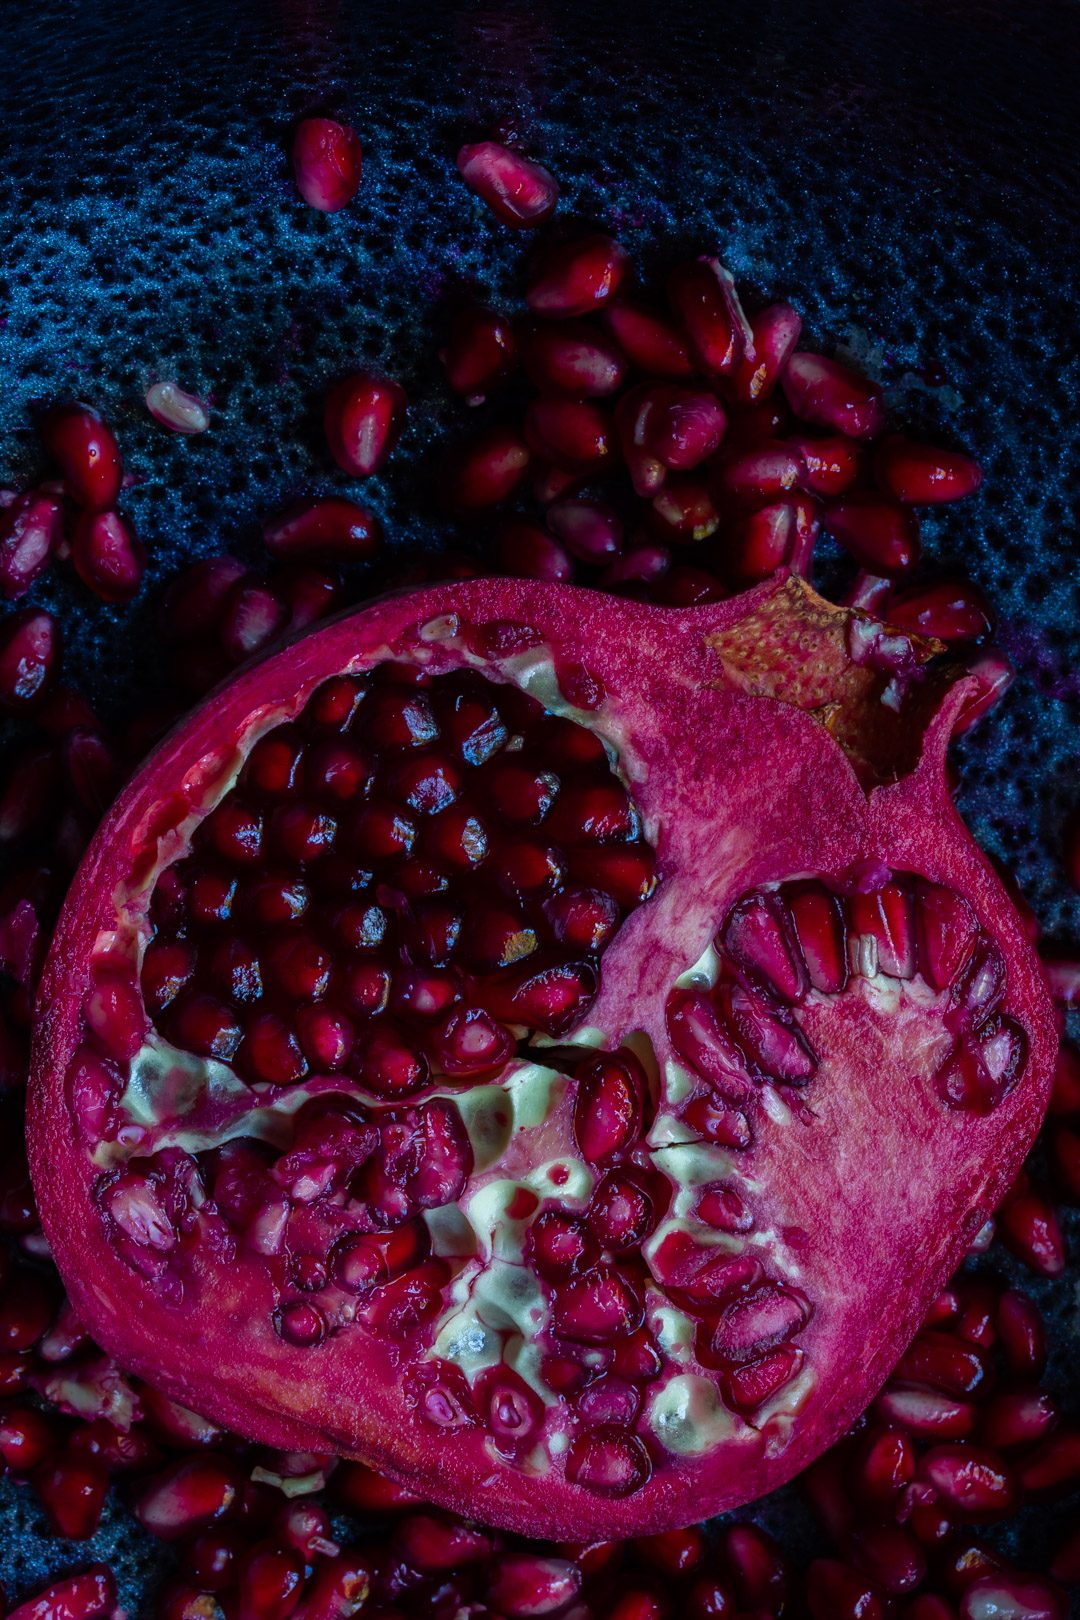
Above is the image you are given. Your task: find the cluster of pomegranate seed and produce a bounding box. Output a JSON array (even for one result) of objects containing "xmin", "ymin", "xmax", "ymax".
[
  {"xmin": 669, "ymin": 871, "xmax": 1026, "ymax": 1117},
  {"xmin": 0, "ymin": 404, "xmax": 144, "ymax": 609},
  {"xmin": 1, "ymin": 134, "xmax": 1077, "ymax": 1614}
]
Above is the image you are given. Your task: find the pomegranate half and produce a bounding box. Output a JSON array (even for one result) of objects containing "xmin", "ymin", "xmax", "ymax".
[{"xmin": 27, "ymin": 576, "xmax": 1055, "ymax": 1538}]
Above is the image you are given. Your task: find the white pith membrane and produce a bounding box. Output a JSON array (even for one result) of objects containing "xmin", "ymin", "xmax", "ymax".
[{"xmin": 63, "ymin": 622, "xmax": 1029, "ymax": 1499}]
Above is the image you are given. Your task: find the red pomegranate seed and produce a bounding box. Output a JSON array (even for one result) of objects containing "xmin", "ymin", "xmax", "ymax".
[
  {"xmin": 887, "ymin": 579, "xmax": 993, "ymax": 642},
  {"xmin": 263, "ymin": 498, "xmax": 381, "ymax": 563},
  {"xmin": 274, "ymin": 1499, "xmax": 339, "ymax": 1560},
  {"xmin": 547, "ymin": 497, "xmax": 623, "ymax": 562},
  {"xmin": 605, "ymin": 1596, "xmax": 665, "ymax": 1620},
  {"xmin": 6, "ymin": 1567, "xmax": 117, "ymax": 1620},
  {"xmin": 685, "ymin": 1576, "xmax": 737, "ymax": 1618},
  {"xmin": 0, "ymin": 608, "xmax": 60, "ymax": 710},
  {"xmin": 145, "ymin": 381, "xmax": 211, "ymax": 434},
  {"xmin": 712, "ymin": 442, "xmax": 802, "ymax": 503},
  {"xmin": 729, "ymin": 302, "xmax": 803, "ymax": 402},
  {"xmin": 526, "ymin": 233, "xmax": 628, "ymax": 318},
  {"xmin": 0, "ymin": 492, "xmax": 64, "ymax": 598},
  {"xmin": 394, "ymin": 1511, "xmax": 493, "ymax": 1570},
  {"xmin": 781, "ymin": 352, "xmax": 885, "ymax": 438},
  {"xmin": 442, "ymin": 425, "xmax": 530, "ymax": 507},
  {"xmin": 235, "ymin": 1541, "xmax": 305, "ymax": 1620},
  {"xmin": 648, "ymin": 476, "xmax": 720, "ymax": 543},
  {"xmin": 288, "ymin": 1551, "xmax": 375, "ymax": 1619},
  {"xmin": 0, "ymin": 1267, "xmax": 57, "ymax": 1351},
  {"xmin": 324, "ymin": 372, "xmax": 406, "ymax": 477},
  {"xmin": 894, "ymin": 1330, "xmax": 989, "ymax": 1397},
  {"xmin": 456, "ymin": 141, "xmax": 558, "ymax": 227},
  {"xmin": 640, "ymin": 385, "xmax": 727, "ymax": 471},
  {"xmin": 494, "ymin": 519, "xmax": 575, "ymax": 582},
  {"xmin": 667, "ymin": 257, "xmax": 753, "ymax": 375},
  {"xmin": 723, "ymin": 497, "xmax": 817, "ymax": 583},
  {"xmin": 600, "ymin": 543, "xmax": 671, "ymax": 589},
  {"xmin": 0, "ymin": 1404, "xmax": 57, "ymax": 1471},
  {"xmin": 952, "ymin": 649, "xmax": 1015, "ymax": 735},
  {"xmin": 996, "ymin": 1289, "xmax": 1046, "ymax": 1378},
  {"xmin": 521, "ymin": 319, "xmax": 627, "ymax": 396},
  {"xmin": 997, "ymin": 1178, "xmax": 1066, "ymax": 1276},
  {"xmin": 70, "ymin": 510, "xmax": 146, "ymax": 602},
  {"xmin": 487, "ymin": 1555, "xmax": 583, "ymax": 1617},
  {"xmin": 826, "ymin": 495, "xmax": 920, "ymax": 574},
  {"xmin": 981, "ymin": 1388, "xmax": 1058, "ymax": 1451},
  {"xmin": 806, "ymin": 1559, "xmax": 886, "ymax": 1620},
  {"xmin": 791, "ymin": 433, "xmax": 862, "ymax": 496},
  {"xmin": 524, "ymin": 398, "xmax": 611, "ymax": 470},
  {"xmin": 441, "ymin": 303, "xmax": 517, "ymax": 401},
  {"xmin": 959, "ymin": 1575, "xmax": 1065, "ymax": 1620},
  {"xmin": 133, "ymin": 1452, "xmax": 241, "ymax": 1540},
  {"xmin": 920, "ymin": 1444, "xmax": 1017, "ymax": 1518},
  {"xmin": 565, "ymin": 1426, "xmax": 651, "ymax": 1495},
  {"xmin": 33, "ymin": 1450, "xmax": 109, "ymax": 1538},
  {"xmin": 847, "ymin": 1523, "xmax": 926, "ymax": 1594},
  {"xmin": 636, "ymin": 1526, "xmax": 707, "ymax": 1577},
  {"xmin": 291, "ymin": 116, "xmax": 362, "ymax": 211},
  {"xmin": 40, "ymin": 402, "xmax": 123, "ymax": 511},
  {"xmin": 876, "ymin": 1384, "xmax": 976, "ymax": 1439},
  {"xmin": 875, "ymin": 434, "xmax": 982, "ymax": 503},
  {"xmin": 602, "ymin": 297, "xmax": 693, "ymax": 376},
  {"xmin": 1018, "ymin": 1427, "xmax": 1080, "ymax": 1497}
]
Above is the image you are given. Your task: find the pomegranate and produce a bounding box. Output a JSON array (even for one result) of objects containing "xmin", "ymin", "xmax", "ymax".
[{"xmin": 26, "ymin": 573, "xmax": 1054, "ymax": 1540}]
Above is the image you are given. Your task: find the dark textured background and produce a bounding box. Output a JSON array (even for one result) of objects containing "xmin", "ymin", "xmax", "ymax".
[{"xmin": 1, "ymin": 0, "xmax": 1078, "ymax": 1609}]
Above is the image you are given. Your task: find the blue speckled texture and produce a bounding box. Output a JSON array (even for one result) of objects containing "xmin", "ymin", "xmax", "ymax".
[{"xmin": 1, "ymin": 0, "xmax": 1078, "ymax": 1609}]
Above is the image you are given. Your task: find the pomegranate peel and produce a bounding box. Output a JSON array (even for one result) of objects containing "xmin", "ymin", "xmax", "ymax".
[{"xmin": 28, "ymin": 576, "xmax": 1055, "ymax": 1539}]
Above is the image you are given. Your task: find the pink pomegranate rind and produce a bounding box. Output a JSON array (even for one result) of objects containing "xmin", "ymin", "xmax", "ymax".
[{"xmin": 27, "ymin": 576, "xmax": 1055, "ymax": 1539}]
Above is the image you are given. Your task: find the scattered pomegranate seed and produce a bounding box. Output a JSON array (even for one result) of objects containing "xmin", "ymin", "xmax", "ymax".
[
  {"xmin": 526, "ymin": 233, "xmax": 629, "ymax": 318},
  {"xmin": 291, "ymin": 117, "xmax": 363, "ymax": 211},
  {"xmin": 441, "ymin": 304, "xmax": 518, "ymax": 402},
  {"xmin": 875, "ymin": 434, "xmax": 983, "ymax": 503},
  {"xmin": 0, "ymin": 608, "xmax": 61, "ymax": 710},
  {"xmin": 40, "ymin": 403, "xmax": 123, "ymax": 512},
  {"xmin": 456, "ymin": 141, "xmax": 559, "ymax": 227},
  {"xmin": 996, "ymin": 1177, "xmax": 1066, "ymax": 1276},
  {"xmin": 667, "ymin": 257, "xmax": 753, "ymax": 375},
  {"xmin": 145, "ymin": 381, "xmax": 211, "ymax": 434},
  {"xmin": 826, "ymin": 496, "xmax": 920, "ymax": 574},
  {"xmin": 263, "ymin": 497, "xmax": 381, "ymax": 563},
  {"xmin": 0, "ymin": 491, "xmax": 64, "ymax": 599},
  {"xmin": 69, "ymin": 510, "xmax": 146, "ymax": 603},
  {"xmin": 6, "ymin": 1566, "xmax": 117, "ymax": 1620},
  {"xmin": 442, "ymin": 425, "xmax": 531, "ymax": 508},
  {"xmin": 952, "ymin": 649, "xmax": 1015, "ymax": 734},
  {"xmin": 781, "ymin": 352, "xmax": 885, "ymax": 439},
  {"xmin": 33, "ymin": 1450, "xmax": 110, "ymax": 1538},
  {"xmin": 495, "ymin": 519, "xmax": 575, "ymax": 582},
  {"xmin": 323, "ymin": 371, "xmax": 407, "ymax": 477}
]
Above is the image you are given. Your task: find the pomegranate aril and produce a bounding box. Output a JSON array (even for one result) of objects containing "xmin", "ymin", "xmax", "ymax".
[
  {"xmin": 603, "ymin": 297, "xmax": 693, "ymax": 376},
  {"xmin": 235, "ymin": 1541, "xmax": 305, "ymax": 1620},
  {"xmin": 920, "ymin": 1444, "xmax": 1017, "ymax": 1518},
  {"xmin": 668, "ymin": 257, "xmax": 752, "ymax": 375},
  {"xmin": 953, "ymin": 649, "xmax": 1015, "ymax": 734},
  {"xmin": 33, "ymin": 1451, "xmax": 109, "ymax": 1538},
  {"xmin": 242, "ymin": 1011, "xmax": 308, "ymax": 1084},
  {"xmin": 575, "ymin": 1050, "xmax": 645, "ymax": 1163},
  {"xmin": 487, "ymin": 1554, "xmax": 583, "ymax": 1618},
  {"xmin": 70, "ymin": 510, "xmax": 146, "ymax": 602},
  {"xmin": 877, "ymin": 1383, "xmax": 977, "ymax": 1439},
  {"xmin": 649, "ymin": 476, "xmax": 721, "ymax": 543},
  {"xmin": 916, "ymin": 881, "xmax": 980, "ymax": 990},
  {"xmin": 724, "ymin": 302, "xmax": 801, "ymax": 405},
  {"xmin": 0, "ymin": 1403, "xmax": 57, "ymax": 1471},
  {"xmin": 723, "ymin": 890, "xmax": 806, "ymax": 1001},
  {"xmin": 524, "ymin": 398, "xmax": 612, "ymax": 471},
  {"xmin": 456, "ymin": 140, "xmax": 559, "ymax": 227},
  {"xmin": 530, "ymin": 1210, "xmax": 596, "ymax": 1280},
  {"xmin": 641, "ymin": 385, "xmax": 727, "ymax": 472},
  {"xmin": 323, "ymin": 372, "xmax": 406, "ymax": 477},
  {"xmin": 0, "ymin": 491, "xmax": 64, "ymax": 598},
  {"xmin": 495, "ymin": 519, "xmax": 575, "ymax": 583},
  {"xmin": 722, "ymin": 1344, "xmax": 804, "ymax": 1412},
  {"xmin": 781, "ymin": 351, "xmax": 885, "ymax": 438},
  {"xmin": 566, "ymin": 1425, "xmax": 651, "ymax": 1496},
  {"xmin": 275, "ymin": 1499, "xmax": 339, "ymax": 1560},
  {"xmin": 545, "ymin": 887, "xmax": 619, "ymax": 951},
  {"xmin": 441, "ymin": 303, "xmax": 518, "ymax": 401},
  {"xmin": 145, "ymin": 379, "xmax": 210, "ymax": 434},
  {"xmin": 981, "ymin": 1388, "xmax": 1058, "ymax": 1451},
  {"xmin": 41, "ymin": 402, "xmax": 123, "ymax": 511},
  {"xmin": 959, "ymin": 1575, "xmax": 1065, "ymax": 1620},
  {"xmin": 826, "ymin": 495, "xmax": 920, "ymax": 574},
  {"xmin": 873, "ymin": 434, "xmax": 982, "ymax": 503},
  {"xmin": 443, "ymin": 425, "xmax": 531, "ymax": 507},
  {"xmin": 361, "ymin": 1024, "xmax": 429, "ymax": 1095},
  {"xmin": 792, "ymin": 433, "xmax": 862, "ymax": 495},
  {"xmin": 292, "ymin": 116, "xmax": 362, "ymax": 211},
  {"xmin": 263, "ymin": 498, "xmax": 381, "ymax": 564},
  {"xmin": 7, "ymin": 1567, "xmax": 117, "ymax": 1620},
  {"xmin": 887, "ymin": 579, "xmax": 993, "ymax": 643},
  {"xmin": 806, "ymin": 1558, "xmax": 886, "ymax": 1620},
  {"xmin": 997, "ymin": 1178, "xmax": 1066, "ymax": 1276},
  {"xmin": 895, "ymin": 1330, "xmax": 989, "ymax": 1397},
  {"xmin": 850, "ymin": 878, "xmax": 917, "ymax": 978},
  {"xmin": 0, "ymin": 608, "xmax": 61, "ymax": 710},
  {"xmin": 526, "ymin": 233, "xmax": 628, "ymax": 318},
  {"xmin": 712, "ymin": 443, "xmax": 801, "ymax": 502},
  {"xmin": 547, "ymin": 496, "xmax": 623, "ymax": 563},
  {"xmin": 522, "ymin": 319, "xmax": 627, "ymax": 396},
  {"xmin": 553, "ymin": 1268, "xmax": 643, "ymax": 1342}
]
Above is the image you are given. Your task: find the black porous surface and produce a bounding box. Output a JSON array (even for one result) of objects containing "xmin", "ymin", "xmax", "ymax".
[{"xmin": 1, "ymin": 0, "xmax": 1078, "ymax": 1610}]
